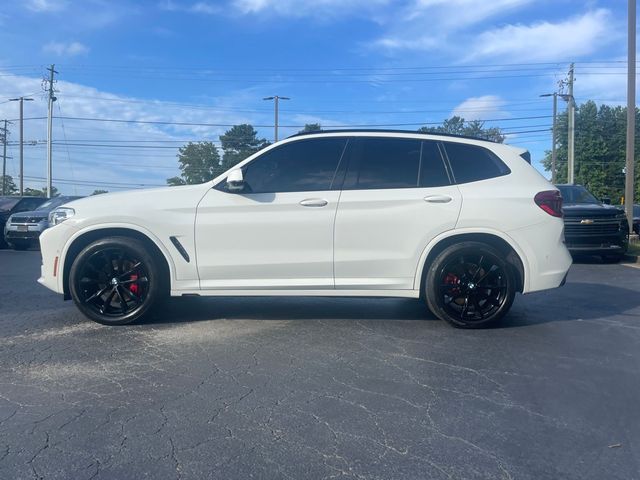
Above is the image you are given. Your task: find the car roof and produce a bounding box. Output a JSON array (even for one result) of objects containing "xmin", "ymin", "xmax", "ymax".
[{"xmin": 287, "ymin": 128, "xmax": 500, "ymax": 143}]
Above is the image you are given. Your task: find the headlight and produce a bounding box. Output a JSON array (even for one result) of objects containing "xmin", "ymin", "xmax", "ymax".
[{"xmin": 49, "ymin": 207, "xmax": 75, "ymax": 226}]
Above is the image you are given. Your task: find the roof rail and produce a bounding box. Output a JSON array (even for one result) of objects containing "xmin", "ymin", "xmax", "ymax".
[{"xmin": 287, "ymin": 128, "xmax": 500, "ymax": 143}]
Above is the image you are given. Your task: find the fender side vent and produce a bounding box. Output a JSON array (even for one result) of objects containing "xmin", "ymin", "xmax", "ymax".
[{"xmin": 169, "ymin": 236, "xmax": 190, "ymax": 263}]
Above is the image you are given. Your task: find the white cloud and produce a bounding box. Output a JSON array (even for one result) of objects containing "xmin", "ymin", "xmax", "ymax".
[
  {"xmin": 25, "ymin": 0, "xmax": 68, "ymax": 12},
  {"xmin": 233, "ymin": 0, "xmax": 388, "ymax": 15},
  {"xmin": 371, "ymin": 0, "xmax": 534, "ymax": 52},
  {"xmin": 465, "ymin": 9, "xmax": 616, "ymax": 62},
  {"xmin": 43, "ymin": 41, "xmax": 90, "ymax": 57},
  {"xmin": 451, "ymin": 95, "xmax": 507, "ymax": 121},
  {"xmin": 159, "ymin": 1, "xmax": 221, "ymax": 15}
]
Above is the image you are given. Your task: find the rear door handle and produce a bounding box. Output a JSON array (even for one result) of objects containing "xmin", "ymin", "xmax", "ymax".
[
  {"xmin": 424, "ymin": 195, "xmax": 453, "ymax": 204},
  {"xmin": 299, "ymin": 198, "xmax": 328, "ymax": 207}
]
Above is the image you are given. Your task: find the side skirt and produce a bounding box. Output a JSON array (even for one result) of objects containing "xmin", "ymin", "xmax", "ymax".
[{"xmin": 170, "ymin": 289, "xmax": 421, "ymax": 299}]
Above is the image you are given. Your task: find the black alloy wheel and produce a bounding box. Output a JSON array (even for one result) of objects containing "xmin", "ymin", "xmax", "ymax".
[
  {"xmin": 69, "ymin": 237, "xmax": 163, "ymax": 325},
  {"xmin": 425, "ymin": 242, "xmax": 515, "ymax": 328}
]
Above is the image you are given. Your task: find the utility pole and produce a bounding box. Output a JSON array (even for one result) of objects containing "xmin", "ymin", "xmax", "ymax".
[
  {"xmin": 540, "ymin": 92, "xmax": 559, "ymax": 183},
  {"xmin": 1, "ymin": 120, "xmax": 11, "ymax": 195},
  {"xmin": 625, "ymin": 0, "xmax": 636, "ymax": 234},
  {"xmin": 566, "ymin": 63, "xmax": 576, "ymax": 185},
  {"xmin": 9, "ymin": 96, "xmax": 34, "ymax": 195},
  {"xmin": 46, "ymin": 64, "xmax": 58, "ymax": 198},
  {"xmin": 263, "ymin": 95, "xmax": 290, "ymax": 142}
]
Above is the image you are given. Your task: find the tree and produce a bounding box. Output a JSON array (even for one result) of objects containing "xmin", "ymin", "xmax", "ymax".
[
  {"xmin": 166, "ymin": 141, "xmax": 222, "ymax": 185},
  {"xmin": 419, "ymin": 116, "xmax": 505, "ymax": 143},
  {"xmin": 23, "ymin": 186, "xmax": 58, "ymax": 197},
  {"xmin": 1, "ymin": 175, "xmax": 18, "ymax": 195},
  {"xmin": 298, "ymin": 123, "xmax": 322, "ymax": 134},
  {"xmin": 219, "ymin": 124, "xmax": 270, "ymax": 171},
  {"xmin": 541, "ymin": 100, "xmax": 640, "ymax": 202},
  {"xmin": 91, "ymin": 189, "xmax": 109, "ymax": 195}
]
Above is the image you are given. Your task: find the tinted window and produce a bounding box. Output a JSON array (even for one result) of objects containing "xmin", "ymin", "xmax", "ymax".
[
  {"xmin": 16, "ymin": 197, "xmax": 46, "ymax": 212},
  {"xmin": 556, "ymin": 185, "xmax": 599, "ymax": 205},
  {"xmin": 343, "ymin": 137, "xmax": 421, "ymax": 190},
  {"xmin": 0, "ymin": 198, "xmax": 20, "ymax": 212},
  {"xmin": 241, "ymin": 138, "xmax": 347, "ymax": 193},
  {"xmin": 443, "ymin": 142, "xmax": 510, "ymax": 184},
  {"xmin": 419, "ymin": 141, "xmax": 450, "ymax": 187}
]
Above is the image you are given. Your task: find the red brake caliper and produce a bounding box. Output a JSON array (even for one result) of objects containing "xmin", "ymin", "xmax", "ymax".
[
  {"xmin": 129, "ymin": 274, "xmax": 139, "ymax": 295},
  {"xmin": 444, "ymin": 273, "xmax": 460, "ymax": 295}
]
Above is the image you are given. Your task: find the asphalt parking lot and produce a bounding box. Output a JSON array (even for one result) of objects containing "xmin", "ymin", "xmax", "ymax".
[{"xmin": 1, "ymin": 250, "xmax": 639, "ymax": 480}]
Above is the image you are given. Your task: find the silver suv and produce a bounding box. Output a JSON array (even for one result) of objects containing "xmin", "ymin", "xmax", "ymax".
[{"xmin": 4, "ymin": 196, "xmax": 83, "ymax": 250}]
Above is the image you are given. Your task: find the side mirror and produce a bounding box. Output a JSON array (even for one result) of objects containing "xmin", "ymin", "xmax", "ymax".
[
  {"xmin": 601, "ymin": 197, "xmax": 611, "ymax": 205},
  {"xmin": 226, "ymin": 169, "xmax": 246, "ymax": 193}
]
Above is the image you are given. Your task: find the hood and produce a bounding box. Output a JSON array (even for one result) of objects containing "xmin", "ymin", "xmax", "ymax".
[
  {"xmin": 9, "ymin": 210, "xmax": 49, "ymax": 220},
  {"xmin": 562, "ymin": 203, "xmax": 625, "ymax": 218}
]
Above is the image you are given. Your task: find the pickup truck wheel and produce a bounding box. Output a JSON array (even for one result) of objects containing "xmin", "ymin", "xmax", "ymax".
[
  {"xmin": 69, "ymin": 236, "xmax": 162, "ymax": 325},
  {"xmin": 425, "ymin": 242, "xmax": 516, "ymax": 328},
  {"xmin": 10, "ymin": 241, "xmax": 30, "ymax": 251}
]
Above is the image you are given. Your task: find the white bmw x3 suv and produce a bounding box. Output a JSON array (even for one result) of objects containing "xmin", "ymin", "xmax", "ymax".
[{"xmin": 39, "ymin": 130, "xmax": 571, "ymax": 328}]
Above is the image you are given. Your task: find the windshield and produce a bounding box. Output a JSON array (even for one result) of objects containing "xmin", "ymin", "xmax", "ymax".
[
  {"xmin": 35, "ymin": 197, "xmax": 68, "ymax": 211},
  {"xmin": 556, "ymin": 185, "xmax": 599, "ymax": 205},
  {"xmin": 0, "ymin": 198, "xmax": 20, "ymax": 212}
]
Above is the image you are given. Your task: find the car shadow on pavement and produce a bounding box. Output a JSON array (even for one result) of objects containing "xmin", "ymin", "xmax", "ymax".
[
  {"xmin": 145, "ymin": 296, "xmax": 436, "ymax": 325},
  {"xmin": 143, "ymin": 280, "xmax": 640, "ymax": 328}
]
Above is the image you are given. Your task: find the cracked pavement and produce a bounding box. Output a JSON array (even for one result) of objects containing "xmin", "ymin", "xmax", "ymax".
[{"xmin": 1, "ymin": 250, "xmax": 639, "ymax": 479}]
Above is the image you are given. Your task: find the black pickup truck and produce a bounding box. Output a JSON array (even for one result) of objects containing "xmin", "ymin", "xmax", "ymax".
[{"xmin": 556, "ymin": 184, "xmax": 629, "ymax": 262}]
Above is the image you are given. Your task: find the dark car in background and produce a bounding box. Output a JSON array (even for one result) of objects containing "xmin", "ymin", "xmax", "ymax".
[
  {"xmin": 3, "ymin": 196, "xmax": 83, "ymax": 250},
  {"xmin": 0, "ymin": 196, "xmax": 48, "ymax": 248},
  {"xmin": 556, "ymin": 184, "xmax": 629, "ymax": 262},
  {"xmin": 634, "ymin": 205, "xmax": 639, "ymax": 235}
]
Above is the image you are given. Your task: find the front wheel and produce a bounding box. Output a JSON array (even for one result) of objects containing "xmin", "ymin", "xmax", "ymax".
[
  {"xmin": 69, "ymin": 236, "xmax": 164, "ymax": 325},
  {"xmin": 425, "ymin": 242, "xmax": 516, "ymax": 328}
]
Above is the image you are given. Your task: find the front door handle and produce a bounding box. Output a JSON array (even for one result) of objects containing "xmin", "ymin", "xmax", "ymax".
[
  {"xmin": 299, "ymin": 198, "xmax": 328, "ymax": 207},
  {"xmin": 424, "ymin": 195, "xmax": 453, "ymax": 204}
]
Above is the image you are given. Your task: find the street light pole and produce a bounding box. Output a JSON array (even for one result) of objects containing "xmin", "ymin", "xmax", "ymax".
[
  {"xmin": 263, "ymin": 95, "xmax": 290, "ymax": 142},
  {"xmin": 9, "ymin": 96, "xmax": 34, "ymax": 195},
  {"xmin": 625, "ymin": 0, "xmax": 636, "ymax": 234},
  {"xmin": 567, "ymin": 63, "xmax": 575, "ymax": 185},
  {"xmin": 540, "ymin": 93, "xmax": 558, "ymax": 183}
]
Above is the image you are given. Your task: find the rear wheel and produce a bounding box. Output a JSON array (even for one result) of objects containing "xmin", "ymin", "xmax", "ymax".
[
  {"xmin": 602, "ymin": 254, "xmax": 623, "ymax": 263},
  {"xmin": 69, "ymin": 236, "xmax": 164, "ymax": 325},
  {"xmin": 425, "ymin": 242, "xmax": 516, "ymax": 328}
]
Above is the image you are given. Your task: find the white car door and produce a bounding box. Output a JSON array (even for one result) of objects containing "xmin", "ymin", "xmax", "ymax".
[
  {"xmin": 334, "ymin": 137, "xmax": 462, "ymax": 291},
  {"xmin": 195, "ymin": 137, "xmax": 348, "ymax": 290}
]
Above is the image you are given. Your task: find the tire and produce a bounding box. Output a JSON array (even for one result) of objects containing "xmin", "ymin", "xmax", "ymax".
[
  {"xmin": 602, "ymin": 254, "xmax": 623, "ymax": 263},
  {"xmin": 10, "ymin": 241, "xmax": 30, "ymax": 251},
  {"xmin": 69, "ymin": 236, "xmax": 165, "ymax": 325},
  {"xmin": 424, "ymin": 241, "xmax": 516, "ymax": 328}
]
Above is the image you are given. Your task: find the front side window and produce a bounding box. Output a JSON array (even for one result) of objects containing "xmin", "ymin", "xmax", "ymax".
[
  {"xmin": 342, "ymin": 137, "xmax": 422, "ymax": 190},
  {"xmin": 241, "ymin": 138, "xmax": 347, "ymax": 193},
  {"xmin": 442, "ymin": 142, "xmax": 510, "ymax": 184}
]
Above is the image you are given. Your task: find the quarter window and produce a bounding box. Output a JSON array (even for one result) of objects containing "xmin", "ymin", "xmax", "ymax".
[
  {"xmin": 241, "ymin": 138, "xmax": 347, "ymax": 193},
  {"xmin": 442, "ymin": 142, "xmax": 510, "ymax": 184}
]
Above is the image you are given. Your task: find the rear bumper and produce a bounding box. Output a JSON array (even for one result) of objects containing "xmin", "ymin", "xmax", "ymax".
[{"xmin": 507, "ymin": 219, "xmax": 572, "ymax": 294}]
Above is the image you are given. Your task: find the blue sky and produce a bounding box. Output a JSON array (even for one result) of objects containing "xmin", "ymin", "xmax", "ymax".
[{"xmin": 0, "ymin": 0, "xmax": 635, "ymax": 195}]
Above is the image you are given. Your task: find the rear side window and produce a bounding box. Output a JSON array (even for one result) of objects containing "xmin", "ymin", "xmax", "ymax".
[
  {"xmin": 342, "ymin": 137, "xmax": 422, "ymax": 190},
  {"xmin": 442, "ymin": 142, "xmax": 510, "ymax": 184},
  {"xmin": 241, "ymin": 137, "xmax": 347, "ymax": 193}
]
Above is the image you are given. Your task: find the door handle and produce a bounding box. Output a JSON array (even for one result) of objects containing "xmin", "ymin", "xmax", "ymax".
[
  {"xmin": 299, "ymin": 198, "xmax": 328, "ymax": 207},
  {"xmin": 424, "ymin": 195, "xmax": 453, "ymax": 204}
]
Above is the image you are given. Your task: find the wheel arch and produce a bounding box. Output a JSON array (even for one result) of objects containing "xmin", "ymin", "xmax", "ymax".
[
  {"xmin": 415, "ymin": 230, "xmax": 527, "ymax": 295},
  {"xmin": 61, "ymin": 225, "xmax": 174, "ymax": 300}
]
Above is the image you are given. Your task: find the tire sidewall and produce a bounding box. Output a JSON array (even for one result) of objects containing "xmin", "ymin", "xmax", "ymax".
[
  {"xmin": 69, "ymin": 236, "xmax": 162, "ymax": 325},
  {"xmin": 425, "ymin": 241, "xmax": 515, "ymax": 328}
]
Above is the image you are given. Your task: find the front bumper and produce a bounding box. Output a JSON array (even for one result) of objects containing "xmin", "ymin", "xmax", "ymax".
[
  {"xmin": 4, "ymin": 223, "xmax": 46, "ymax": 243},
  {"xmin": 565, "ymin": 233, "xmax": 628, "ymax": 256},
  {"xmin": 37, "ymin": 222, "xmax": 77, "ymax": 295}
]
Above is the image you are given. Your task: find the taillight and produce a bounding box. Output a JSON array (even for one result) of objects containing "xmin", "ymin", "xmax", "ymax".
[{"xmin": 534, "ymin": 190, "xmax": 563, "ymax": 218}]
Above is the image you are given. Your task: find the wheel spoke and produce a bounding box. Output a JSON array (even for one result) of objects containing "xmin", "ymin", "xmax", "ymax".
[
  {"xmin": 119, "ymin": 276, "xmax": 148, "ymax": 286},
  {"xmin": 461, "ymin": 296, "xmax": 470, "ymax": 318},
  {"xmin": 84, "ymin": 286, "xmax": 110, "ymax": 304},
  {"xmin": 118, "ymin": 262, "xmax": 142, "ymax": 279},
  {"xmin": 476, "ymin": 264, "xmax": 499, "ymax": 285},
  {"xmin": 471, "ymin": 295, "xmax": 484, "ymax": 319},
  {"xmin": 115, "ymin": 287, "xmax": 129, "ymax": 314},
  {"xmin": 99, "ymin": 289, "xmax": 117, "ymax": 314}
]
